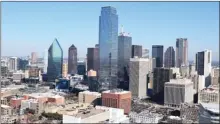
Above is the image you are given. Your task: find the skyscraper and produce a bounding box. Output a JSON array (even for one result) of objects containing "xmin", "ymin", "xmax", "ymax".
[
  {"xmin": 99, "ymin": 6, "xmax": 118, "ymax": 89},
  {"xmin": 118, "ymin": 29, "xmax": 132, "ymax": 82},
  {"xmin": 68, "ymin": 44, "xmax": 77, "ymax": 75},
  {"xmin": 43, "ymin": 49, "xmax": 48, "ymax": 73},
  {"xmin": 8, "ymin": 57, "xmax": 18, "ymax": 72},
  {"xmin": 31, "ymin": 52, "xmax": 38, "ymax": 64},
  {"xmin": 87, "ymin": 47, "xmax": 99, "ymax": 72},
  {"xmin": 196, "ymin": 50, "xmax": 212, "ymax": 87},
  {"xmin": 142, "ymin": 48, "xmax": 149, "ymax": 58},
  {"xmin": 152, "ymin": 45, "xmax": 164, "ymax": 67},
  {"xmin": 131, "ymin": 45, "xmax": 142, "ymax": 58},
  {"xmin": 47, "ymin": 39, "xmax": 63, "ymax": 81},
  {"xmin": 164, "ymin": 46, "xmax": 175, "ymax": 68},
  {"xmin": 176, "ymin": 38, "xmax": 188, "ymax": 67}
]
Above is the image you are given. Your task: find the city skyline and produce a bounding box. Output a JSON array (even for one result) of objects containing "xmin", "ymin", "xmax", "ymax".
[{"xmin": 2, "ymin": 2, "xmax": 219, "ymax": 61}]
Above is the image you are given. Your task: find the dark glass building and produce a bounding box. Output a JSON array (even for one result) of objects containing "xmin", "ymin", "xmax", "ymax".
[
  {"xmin": 68, "ymin": 44, "xmax": 77, "ymax": 75},
  {"xmin": 118, "ymin": 32, "xmax": 132, "ymax": 89},
  {"xmin": 55, "ymin": 78, "xmax": 70, "ymax": 91},
  {"xmin": 164, "ymin": 46, "xmax": 175, "ymax": 68},
  {"xmin": 99, "ymin": 6, "xmax": 118, "ymax": 89},
  {"xmin": 47, "ymin": 39, "xmax": 63, "ymax": 81},
  {"xmin": 18, "ymin": 58, "xmax": 29, "ymax": 70},
  {"xmin": 131, "ymin": 45, "xmax": 142, "ymax": 58},
  {"xmin": 87, "ymin": 48, "xmax": 99, "ymax": 72},
  {"xmin": 152, "ymin": 45, "xmax": 164, "ymax": 67},
  {"xmin": 77, "ymin": 61, "xmax": 86, "ymax": 75}
]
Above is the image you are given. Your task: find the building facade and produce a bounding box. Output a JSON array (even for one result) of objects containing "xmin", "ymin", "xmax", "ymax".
[
  {"xmin": 31, "ymin": 52, "xmax": 38, "ymax": 64},
  {"xmin": 142, "ymin": 48, "xmax": 149, "ymax": 58},
  {"xmin": 198, "ymin": 85, "xmax": 219, "ymax": 104},
  {"xmin": 152, "ymin": 45, "xmax": 164, "ymax": 67},
  {"xmin": 99, "ymin": 6, "xmax": 118, "ymax": 90},
  {"xmin": 164, "ymin": 46, "xmax": 175, "ymax": 68},
  {"xmin": 87, "ymin": 48, "xmax": 99, "ymax": 72},
  {"xmin": 8, "ymin": 57, "xmax": 18, "ymax": 72},
  {"xmin": 176, "ymin": 38, "xmax": 188, "ymax": 67},
  {"xmin": 47, "ymin": 39, "xmax": 63, "ymax": 81},
  {"xmin": 68, "ymin": 44, "xmax": 77, "ymax": 75},
  {"xmin": 131, "ymin": 45, "xmax": 142, "ymax": 58}
]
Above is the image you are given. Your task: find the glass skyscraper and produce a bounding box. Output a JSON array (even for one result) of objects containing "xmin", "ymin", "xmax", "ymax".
[
  {"xmin": 47, "ymin": 38, "xmax": 63, "ymax": 81},
  {"xmin": 99, "ymin": 6, "xmax": 118, "ymax": 89},
  {"xmin": 152, "ymin": 45, "xmax": 164, "ymax": 67}
]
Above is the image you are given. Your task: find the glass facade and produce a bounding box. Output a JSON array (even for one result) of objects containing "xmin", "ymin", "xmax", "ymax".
[
  {"xmin": 176, "ymin": 38, "xmax": 188, "ymax": 67},
  {"xmin": 47, "ymin": 39, "xmax": 63, "ymax": 81},
  {"xmin": 164, "ymin": 46, "xmax": 175, "ymax": 68},
  {"xmin": 99, "ymin": 6, "xmax": 118, "ymax": 89},
  {"xmin": 152, "ymin": 45, "xmax": 164, "ymax": 67}
]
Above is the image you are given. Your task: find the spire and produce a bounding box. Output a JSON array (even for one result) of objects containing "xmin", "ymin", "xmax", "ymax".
[{"xmin": 121, "ymin": 25, "xmax": 124, "ymax": 34}]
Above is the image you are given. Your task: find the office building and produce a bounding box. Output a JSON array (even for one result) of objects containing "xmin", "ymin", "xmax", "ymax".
[
  {"xmin": 13, "ymin": 72, "xmax": 25, "ymax": 82},
  {"xmin": 99, "ymin": 6, "xmax": 118, "ymax": 89},
  {"xmin": 131, "ymin": 45, "xmax": 142, "ymax": 58},
  {"xmin": 62, "ymin": 63, "xmax": 68, "ymax": 78},
  {"xmin": 47, "ymin": 39, "xmax": 63, "ymax": 81},
  {"xmin": 102, "ymin": 89, "xmax": 131, "ymax": 114},
  {"xmin": 18, "ymin": 58, "xmax": 29, "ymax": 70},
  {"xmin": 43, "ymin": 49, "xmax": 48, "ymax": 73},
  {"xmin": 27, "ymin": 66, "xmax": 40, "ymax": 78},
  {"xmin": 211, "ymin": 67, "xmax": 219, "ymax": 85},
  {"xmin": 129, "ymin": 57, "xmax": 150, "ymax": 98},
  {"xmin": 176, "ymin": 38, "xmax": 188, "ymax": 67},
  {"xmin": 78, "ymin": 91, "xmax": 101, "ymax": 105},
  {"xmin": 1, "ymin": 105, "xmax": 13, "ymax": 115},
  {"xmin": 88, "ymin": 70, "xmax": 100, "ymax": 92},
  {"xmin": 118, "ymin": 29, "xmax": 132, "ymax": 82},
  {"xmin": 130, "ymin": 110, "xmax": 164, "ymax": 123},
  {"xmin": 8, "ymin": 57, "xmax": 18, "ymax": 72},
  {"xmin": 31, "ymin": 52, "xmax": 38, "ymax": 64},
  {"xmin": 142, "ymin": 48, "xmax": 149, "ymax": 58},
  {"xmin": 152, "ymin": 45, "xmax": 164, "ymax": 67},
  {"xmin": 180, "ymin": 65, "xmax": 189, "ymax": 77},
  {"xmin": 153, "ymin": 68, "xmax": 173, "ymax": 96},
  {"xmin": 87, "ymin": 47, "xmax": 99, "ymax": 72},
  {"xmin": 196, "ymin": 50, "xmax": 212, "ymax": 87},
  {"xmin": 68, "ymin": 44, "xmax": 77, "ymax": 74},
  {"xmin": 77, "ymin": 61, "xmax": 86, "ymax": 75},
  {"xmin": 198, "ymin": 85, "xmax": 219, "ymax": 104},
  {"xmin": 164, "ymin": 46, "xmax": 175, "ymax": 68},
  {"xmin": 1, "ymin": 66, "xmax": 8, "ymax": 77},
  {"xmin": 148, "ymin": 58, "xmax": 156, "ymax": 72},
  {"xmin": 189, "ymin": 63, "xmax": 196, "ymax": 76},
  {"xmin": 164, "ymin": 78, "xmax": 194, "ymax": 108}
]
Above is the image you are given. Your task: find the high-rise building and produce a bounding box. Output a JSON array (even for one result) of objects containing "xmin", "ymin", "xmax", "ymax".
[
  {"xmin": 44, "ymin": 49, "xmax": 48, "ymax": 73},
  {"xmin": 8, "ymin": 57, "xmax": 18, "ymax": 72},
  {"xmin": 99, "ymin": 6, "xmax": 118, "ymax": 90},
  {"xmin": 142, "ymin": 48, "xmax": 149, "ymax": 59},
  {"xmin": 47, "ymin": 39, "xmax": 63, "ymax": 81},
  {"xmin": 18, "ymin": 58, "xmax": 29, "ymax": 70},
  {"xmin": 196, "ymin": 50, "xmax": 212, "ymax": 87},
  {"xmin": 152, "ymin": 45, "xmax": 164, "ymax": 67},
  {"xmin": 77, "ymin": 61, "xmax": 86, "ymax": 75},
  {"xmin": 211, "ymin": 68, "xmax": 219, "ymax": 85},
  {"xmin": 118, "ymin": 29, "xmax": 132, "ymax": 82},
  {"xmin": 68, "ymin": 44, "xmax": 77, "ymax": 75},
  {"xmin": 87, "ymin": 48, "xmax": 99, "ymax": 72},
  {"xmin": 131, "ymin": 45, "xmax": 142, "ymax": 58},
  {"xmin": 31, "ymin": 52, "xmax": 38, "ymax": 64},
  {"xmin": 88, "ymin": 70, "xmax": 100, "ymax": 92},
  {"xmin": 164, "ymin": 78, "xmax": 194, "ymax": 108},
  {"xmin": 102, "ymin": 89, "xmax": 131, "ymax": 114},
  {"xmin": 164, "ymin": 46, "xmax": 175, "ymax": 68},
  {"xmin": 129, "ymin": 57, "xmax": 150, "ymax": 98},
  {"xmin": 148, "ymin": 58, "xmax": 156, "ymax": 72},
  {"xmin": 62, "ymin": 63, "xmax": 68, "ymax": 78},
  {"xmin": 176, "ymin": 38, "xmax": 188, "ymax": 67}
]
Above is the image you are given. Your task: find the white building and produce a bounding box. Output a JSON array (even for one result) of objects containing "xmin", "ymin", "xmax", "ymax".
[
  {"xmin": 198, "ymin": 85, "xmax": 219, "ymax": 104},
  {"xmin": 211, "ymin": 67, "xmax": 219, "ymax": 85},
  {"xmin": 180, "ymin": 103, "xmax": 199, "ymax": 122},
  {"xmin": 148, "ymin": 58, "xmax": 156, "ymax": 72},
  {"xmin": 20, "ymin": 99, "xmax": 44, "ymax": 115},
  {"xmin": 13, "ymin": 72, "xmax": 25, "ymax": 82},
  {"xmin": 198, "ymin": 75, "xmax": 205, "ymax": 91},
  {"xmin": 180, "ymin": 65, "xmax": 189, "ymax": 77},
  {"xmin": 8, "ymin": 57, "xmax": 18, "ymax": 72},
  {"xmin": 199, "ymin": 102, "xmax": 219, "ymax": 123},
  {"xmin": 164, "ymin": 78, "xmax": 194, "ymax": 108},
  {"xmin": 129, "ymin": 57, "xmax": 150, "ymax": 98},
  {"xmin": 167, "ymin": 116, "xmax": 182, "ymax": 123},
  {"xmin": 129, "ymin": 110, "xmax": 163, "ymax": 123},
  {"xmin": 170, "ymin": 67, "xmax": 181, "ymax": 78},
  {"xmin": 142, "ymin": 48, "xmax": 149, "ymax": 59}
]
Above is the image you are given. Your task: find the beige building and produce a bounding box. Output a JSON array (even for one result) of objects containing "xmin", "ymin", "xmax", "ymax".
[
  {"xmin": 1, "ymin": 104, "xmax": 13, "ymax": 115},
  {"xmin": 78, "ymin": 91, "xmax": 101, "ymax": 105},
  {"xmin": 62, "ymin": 63, "xmax": 68, "ymax": 78},
  {"xmin": 211, "ymin": 68, "xmax": 219, "ymax": 85},
  {"xmin": 198, "ymin": 85, "xmax": 219, "ymax": 104}
]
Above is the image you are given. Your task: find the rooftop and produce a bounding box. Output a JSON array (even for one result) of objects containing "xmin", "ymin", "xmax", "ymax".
[
  {"xmin": 200, "ymin": 87, "xmax": 219, "ymax": 94},
  {"xmin": 130, "ymin": 57, "xmax": 149, "ymax": 61},
  {"xmin": 80, "ymin": 91, "xmax": 101, "ymax": 96},
  {"xmin": 102, "ymin": 89, "xmax": 130, "ymax": 94},
  {"xmin": 166, "ymin": 78, "xmax": 193, "ymax": 85},
  {"xmin": 168, "ymin": 116, "xmax": 182, "ymax": 120}
]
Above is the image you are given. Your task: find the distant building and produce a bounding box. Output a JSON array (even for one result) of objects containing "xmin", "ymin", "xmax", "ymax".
[
  {"xmin": 55, "ymin": 78, "xmax": 70, "ymax": 92},
  {"xmin": 199, "ymin": 103, "xmax": 219, "ymax": 123},
  {"xmin": 198, "ymin": 85, "xmax": 219, "ymax": 104},
  {"xmin": 18, "ymin": 58, "xmax": 29, "ymax": 70},
  {"xmin": 131, "ymin": 45, "xmax": 142, "ymax": 58},
  {"xmin": 164, "ymin": 78, "xmax": 194, "ymax": 108},
  {"xmin": 129, "ymin": 57, "xmax": 150, "ymax": 98},
  {"xmin": 130, "ymin": 110, "xmax": 163, "ymax": 123},
  {"xmin": 148, "ymin": 58, "xmax": 156, "ymax": 72},
  {"xmin": 142, "ymin": 48, "xmax": 149, "ymax": 59},
  {"xmin": 196, "ymin": 50, "xmax": 212, "ymax": 87},
  {"xmin": 43, "ymin": 49, "xmax": 48, "ymax": 73},
  {"xmin": 211, "ymin": 68, "xmax": 219, "ymax": 85},
  {"xmin": 28, "ymin": 66, "xmax": 41, "ymax": 78},
  {"xmin": 68, "ymin": 44, "xmax": 77, "ymax": 75},
  {"xmin": 20, "ymin": 99, "xmax": 44, "ymax": 115},
  {"xmin": 31, "ymin": 52, "xmax": 38, "ymax": 64},
  {"xmin": 102, "ymin": 89, "xmax": 131, "ymax": 114},
  {"xmin": 88, "ymin": 70, "xmax": 100, "ymax": 92},
  {"xmin": 62, "ymin": 63, "xmax": 68, "ymax": 78},
  {"xmin": 180, "ymin": 103, "xmax": 199, "ymax": 123},
  {"xmin": 77, "ymin": 61, "xmax": 86, "ymax": 75},
  {"xmin": 8, "ymin": 57, "xmax": 18, "ymax": 72},
  {"xmin": 152, "ymin": 45, "xmax": 164, "ymax": 67},
  {"xmin": 189, "ymin": 63, "xmax": 196, "ymax": 76},
  {"xmin": 176, "ymin": 38, "xmax": 188, "ymax": 67},
  {"xmin": 47, "ymin": 39, "xmax": 63, "ymax": 81},
  {"xmin": 78, "ymin": 91, "xmax": 101, "ymax": 105},
  {"xmin": 164, "ymin": 46, "xmax": 175, "ymax": 68},
  {"xmin": 167, "ymin": 116, "xmax": 182, "ymax": 123},
  {"xmin": 87, "ymin": 48, "xmax": 99, "ymax": 72},
  {"xmin": 180, "ymin": 65, "xmax": 189, "ymax": 77},
  {"xmin": 1, "ymin": 66, "xmax": 9, "ymax": 77},
  {"xmin": 13, "ymin": 72, "xmax": 25, "ymax": 82}
]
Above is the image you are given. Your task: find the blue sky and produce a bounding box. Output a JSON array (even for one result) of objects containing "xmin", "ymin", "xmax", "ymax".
[{"xmin": 2, "ymin": 2, "xmax": 219, "ymax": 61}]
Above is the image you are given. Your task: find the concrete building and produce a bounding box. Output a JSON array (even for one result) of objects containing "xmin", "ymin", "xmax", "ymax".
[
  {"xmin": 198, "ymin": 75, "xmax": 205, "ymax": 91},
  {"xmin": 170, "ymin": 67, "xmax": 181, "ymax": 78},
  {"xmin": 176, "ymin": 38, "xmax": 188, "ymax": 67},
  {"xmin": 180, "ymin": 65, "xmax": 189, "ymax": 77},
  {"xmin": 189, "ymin": 63, "xmax": 196, "ymax": 76},
  {"xmin": 129, "ymin": 57, "xmax": 150, "ymax": 98},
  {"xmin": 211, "ymin": 67, "xmax": 219, "ymax": 85},
  {"xmin": 31, "ymin": 52, "xmax": 38, "ymax": 64},
  {"xmin": 20, "ymin": 99, "xmax": 44, "ymax": 115},
  {"xmin": 164, "ymin": 46, "xmax": 175, "ymax": 68},
  {"xmin": 68, "ymin": 44, "xmax": 77, "ymax": 74},
  {"xmin": 43, "ymin": 49, "xmax": 48, "ymax": 73},
  {"xmin": 87, "ymin": 47, "xmax": 99, "ymax": 72},
  {"xmin": 167, "ymin": 116, "xmax": 182, "ymax": 123},
  {"xmin": 131, "ymin": 45, "xmax": 142, "ymax": 58},
  {"xmin": 180, "ymin": 103, "xmax": 199, "ymax": 122},
  {"xmin": 198, "ymin": 85, "xmax": 219, "ymax": 104},
  {"xmin": 78, "ymin": 91, "xmax": 101, "ymax": 105},
  {"xmin": 10, "ymin": 97, "xmax": 25, "ymax": 108},
  {"xmin": 199, "ymin": 102, "xmax": 219, "ymax": 123},
  {"xmin": 1, "ymin": 104, "xmax": 13, "ymax": 115},
  {"xmin": 196, "ymin": 50, "xmax": 212, "ymax": 87},
  {"xmin": 62, "ymin": 63, "xmax": 68, "ymax": 78},
  {"xmin": 8, "ymin": 57, "xmax": 18, "ymax": 72},
  {"xmin": 102, "ymin": 89, "xmax": 131, "ymax": 114},
  {"xmin": 13, "ymin": 72, "xmax": 25, "ymax": 82},
  {"xmin": 129, "ymin": 110, "xmax": 163, "ymax": 123},
  {"xmin": 142, "ymin": 48, "xmax": 149, "ymax": 58},
  {"xmin": 1, "ymin": 66, "xmax": 9, "ymax": 77},
  {"xmin": 164, "ymin": 78, "xmax": 194, "ymax": 108},
  {"xmin": 28, "ymin": 66, "xmax": 41, "ymax": 78},
  {"xmin": 148, "ymin": 58, "xmax": 156, "ymax": 72},
  {"xmin": 152, "ymin": 45, "xmax": 164, "ymax": 67}
]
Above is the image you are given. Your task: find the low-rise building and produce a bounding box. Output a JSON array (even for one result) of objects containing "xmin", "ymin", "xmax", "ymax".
[
  {"xmin": 13, "ymin": 72, "xmax": 24, "ymax": 82},
  {"xmin": 198, "ymin": 85, "xmax": 219, "ymax": 104},
  {"xmin": 20, "ymin": 99, "xmax": 44, "ymax": 115},
  {"xmin": 1, "ymin": 104, "xmax": 13, "ymax": 115},
  {"xmin": 78, "ymin": 91, "xmax": 101, "ymax": 105},
  {"xmin": 129, "ymin": 110, "xmax": 163, "ymax": 123}
]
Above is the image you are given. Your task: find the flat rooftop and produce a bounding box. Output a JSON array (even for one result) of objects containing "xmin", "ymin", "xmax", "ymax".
[
  {"xmin": 165, "ymin": 78, "xmax": 192, "ymax": 85},
  {"xmin": 102, "ymin": 89, "xmax": 130, "ymax": 94},
  {"xmin": 80, "ymin": 91, "xmax": 101, "ymax": 96}
]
